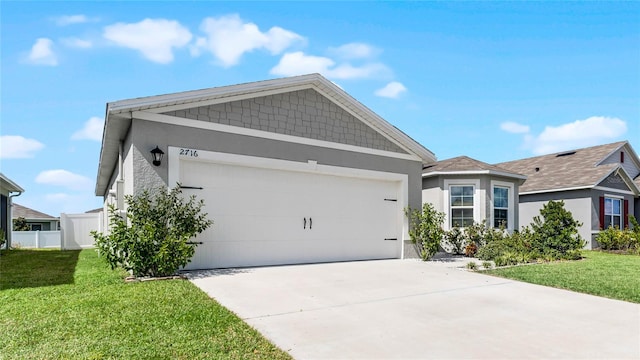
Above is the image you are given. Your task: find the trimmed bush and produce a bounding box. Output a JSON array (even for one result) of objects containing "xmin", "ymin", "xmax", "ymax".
[{"xmin": 529, "ymin": 200, "xmax": 584, "ymax": 259}]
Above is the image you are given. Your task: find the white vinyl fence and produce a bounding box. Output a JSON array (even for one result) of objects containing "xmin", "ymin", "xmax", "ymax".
[
  {"xmin": 12, "ymin": 231, "xmax": 61, "ymax": 248},
  {"xmin": 10, "ymin": 212, "xmax": 103, "ymax": 250},
  {"xmin": 60, "ymin": 212, "xmax": 103, "ymax": 250}
]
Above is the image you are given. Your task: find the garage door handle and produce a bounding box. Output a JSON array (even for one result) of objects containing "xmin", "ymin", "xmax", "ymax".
[
  {"xmin": 303, "ymin": 217, "xmax": 307, "ymax": 229},
  {"xmin": 309, "ymin": 218, "xmax": 312, "ymax": 229}
]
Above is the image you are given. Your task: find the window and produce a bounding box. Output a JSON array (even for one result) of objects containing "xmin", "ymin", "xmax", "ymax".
[
  {"xmin": 30, "ymin": 224, "xmax": 42, "ymax": 231},
  {"xmin": 450, "ymin": 185, "xmax": 474, "ymax": 227},
  {"xmin": 604, "ymin": 197, "xmax": 622, "ymax": 229},
  {"xmin": 493, "ymin": 186, "xmax": 509, "ymax": 228}
]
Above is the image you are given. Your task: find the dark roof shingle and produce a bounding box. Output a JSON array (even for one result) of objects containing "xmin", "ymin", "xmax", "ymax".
[{"xmin": 497, "ymin": 141, "xmax": 627, "ymax": 193}]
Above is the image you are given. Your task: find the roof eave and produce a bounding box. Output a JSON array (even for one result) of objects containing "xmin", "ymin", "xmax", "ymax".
[
  {"xmin": 0, "ymin": 173, "xmax": 25, "ymax": 193},
  {"xmin": 422, "ymin": 170, "xmax": 527, "ymax": 180}
]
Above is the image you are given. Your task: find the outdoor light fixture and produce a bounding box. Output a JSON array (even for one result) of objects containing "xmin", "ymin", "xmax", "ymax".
[{"xmin": 150, "ymin": 146, "xmax": 164, "ymax": 166}]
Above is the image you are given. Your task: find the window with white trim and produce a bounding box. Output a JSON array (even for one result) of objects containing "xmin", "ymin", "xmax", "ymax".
[
  {"xmin": 493, "ymin": 186, "xmax": 509, "ymax": 228},
  {"xmin": 450, "ymin": 185, "xmax": 475, "ymax": 228},
  {"xmin": 604, "ymin": 197, "xmax": 622, "ymax": 229}
]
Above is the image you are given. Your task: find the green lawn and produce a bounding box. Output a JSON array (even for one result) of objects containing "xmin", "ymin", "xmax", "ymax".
[
  {"xmin": 0, "ymin": 249, "xmax": 292, "ymax": 359},
  {"xmin": 484, "ymin": 250, "xmax": 640, "ymax": 303}
]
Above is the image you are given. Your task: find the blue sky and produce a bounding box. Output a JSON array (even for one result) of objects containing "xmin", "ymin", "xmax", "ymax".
[{"xmin": 1, "ymin": 1, "xmax": 639, "ymax": 217}]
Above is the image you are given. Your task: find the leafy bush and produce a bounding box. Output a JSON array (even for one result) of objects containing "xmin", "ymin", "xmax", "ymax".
[
  {"xmin": 443, "ymin": 227, "xmax": 466, "ymax": 255},
  {"xmin": 12, "ymin": 217, "xmax": 29, "ymax": 231},
  {"xmin": 529, "ymin": 200, "xmax": 584, "ymax": 259},
  {"xmin": 405, "ymin": 203, "xmax": 445, "ymax": 260},
  {"xmin": 596, "ymin": 216, "xmax": 640, "ymax": 254},
  {"xmin": 476, "ymin": 228, "xmax": 533, "ymax": 262},
  {"xmin": 92, "ymin": 186, "xmax": 213, "ymax": 277},
  {"xmin": 466, "ymin": 261, "xmax": 478, "ymax": 270}
]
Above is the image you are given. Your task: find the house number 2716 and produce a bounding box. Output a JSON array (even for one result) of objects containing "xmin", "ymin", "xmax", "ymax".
[{"xmin": 179, "ymin": 148, "xmax": 198, "ymax": 157}]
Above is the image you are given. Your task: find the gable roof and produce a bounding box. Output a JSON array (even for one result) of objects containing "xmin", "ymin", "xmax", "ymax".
[
  {"xmin": 12, "ymin": 203, "xmax": 58, "ymax": 220},
  {"xmin": 423, "ymin": 156, "xmax": 526, "ymax": 181},
  {"xmin": 96, "ymin": 73, "xmax": 436, "ymax": 195},
  {"xmin": 0, "ymin": 173, "xmax": 25, "ymax": 193},
  {"xmin": 497, "ymin": 141, "xmax": 640, "ymax": 195}
]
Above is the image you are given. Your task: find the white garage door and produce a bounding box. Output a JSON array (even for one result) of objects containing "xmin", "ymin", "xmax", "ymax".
[{"xmin": 178, "ymin": 157, "xmax": 402, "ymax": 269}]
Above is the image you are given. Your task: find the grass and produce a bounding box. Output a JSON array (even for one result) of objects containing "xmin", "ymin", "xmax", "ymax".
[
  {"xmin": 0, "ymin": 249, "xmax": 292, "ymax": 359},
  {"xmin": 484, "ymin": 250, "xmax": 640, "ymax": 303}
]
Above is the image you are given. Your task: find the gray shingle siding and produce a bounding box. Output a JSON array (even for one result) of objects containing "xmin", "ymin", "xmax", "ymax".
[{"xmin": 162, "ymin": 89, "xmax": 407, "ymax": 154}]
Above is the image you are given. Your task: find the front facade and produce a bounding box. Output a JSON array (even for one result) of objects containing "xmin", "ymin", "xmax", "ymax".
[
  {"xmin": 0, "ymin": 173, "xmax": 25, "ymax": 248},
  {"xmin": 12, "ymin": 203, "xmax": 60, "ymax": 231},
  {"xmin": 422, "ymin": 156, "xmax": 527, "ymax": 232},
  {"xmin": 95, "ymin": 74, "xmax": 436, "ymax": 269},
  {"xmin": 498, "ymin": 141, "xmax": 640, "ymax": 249}
]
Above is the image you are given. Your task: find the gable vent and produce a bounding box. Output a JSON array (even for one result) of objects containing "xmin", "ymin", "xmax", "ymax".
[{"xmin": 556, "ymin": 151, "xmax": 576, "ymax": 157}]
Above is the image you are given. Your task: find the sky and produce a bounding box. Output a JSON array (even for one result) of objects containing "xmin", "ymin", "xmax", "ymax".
[{"xmin": 1, "ymin": 1, "xmax": 639, "ymax": 217}]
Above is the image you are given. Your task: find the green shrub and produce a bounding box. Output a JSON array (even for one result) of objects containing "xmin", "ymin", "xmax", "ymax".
[
  {"xmin": 529, "ymin": 200, "xmax": 584, "ymax": 259},
  {"xmin": 405, "ymin": 203, "xmax": 445, "ymax": 260},
  {"xmin": 12, "ymin": 217, "xmax": 29, "ymax": 231},
  {"xmin": 92, "ymin": 185, "xmax": 213, "ymax": 277},
  {"xmin": 482, "ymin": 261, "xmax": 493, "ymax": 269},
  {"xmin": 443, "ymin": 227, "xmax": 466, "ymax": 255},
  {"xmin": 596, "ymin": 217, "xmax": 640, "ymax": 253},
  {"xmin": 466, "ymin": 261, "xmax": 478, "ymax": 270},
  {"xmin": 476, "ymin": 228, "xmax": 532, "ymax": 262}
]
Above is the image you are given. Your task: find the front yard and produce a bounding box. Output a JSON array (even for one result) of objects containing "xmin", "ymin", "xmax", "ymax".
[
  {"xmin": 484, "ymin": 250, "xmax": 640, "ymax": 303},
  {"xmin": 0, "ymin": 249, "xmax": 292, "ymax": 359}
]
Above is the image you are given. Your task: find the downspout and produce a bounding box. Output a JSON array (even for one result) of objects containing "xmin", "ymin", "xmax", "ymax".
[{"xmin": 7, "ymin": 190, "xmax": 23, "ymax": 249}]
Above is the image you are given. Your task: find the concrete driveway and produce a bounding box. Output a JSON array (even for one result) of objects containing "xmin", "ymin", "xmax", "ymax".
[{"xmin": 188, "ymin": 259, "xmax": 640, "ymax": 359}]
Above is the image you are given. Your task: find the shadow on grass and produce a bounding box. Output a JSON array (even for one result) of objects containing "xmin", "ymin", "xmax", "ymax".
[{"xmin": 0, "ymin": 249, "xmax": 80, "ymax": 290}]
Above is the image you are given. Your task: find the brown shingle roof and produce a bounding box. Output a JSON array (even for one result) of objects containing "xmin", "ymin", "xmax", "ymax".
[
  {"xmin": 496, "ymin": 141, "xmax": 627, "ymax": 193},
  {"xmin": 423, "ymin": 156, "xmax": 526, "ymax": 179},
  {"xmin": 12, "ymin": 203, "xmax": 58, "ymax": 220}
]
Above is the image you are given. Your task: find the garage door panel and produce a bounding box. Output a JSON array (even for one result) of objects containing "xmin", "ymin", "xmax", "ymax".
[{"xmin": 180, "ymin": 158, "xmax": 401, "ymax": 270}]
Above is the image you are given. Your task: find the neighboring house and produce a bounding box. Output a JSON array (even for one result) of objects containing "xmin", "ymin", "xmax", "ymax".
[
  {"xmin": 95, "ymin": 73, "xmax": 436, "ymax": 270},
  {"xmin": 0, "ymin": 173, "xmax": 25, "ymax": 248},
  {"xmin": 12, "ymin": 203, "xmax": 60, "ymax": 231},
  {"xmin": 422, "ymin": 156, "xmax": 527, "ymax": 232},
  {"xmin": 497, "ymin": 141, "xmax": 640, "ymax": 249}
]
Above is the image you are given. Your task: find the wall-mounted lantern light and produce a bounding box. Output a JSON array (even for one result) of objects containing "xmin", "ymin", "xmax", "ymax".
[{"xmin": 151, "ymin": 146, "xmax": 164, "ymax": 166}]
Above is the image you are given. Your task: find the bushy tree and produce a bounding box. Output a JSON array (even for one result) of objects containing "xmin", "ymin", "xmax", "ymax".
[
  {"xmin": 92, "ymin": 185, "xmax": 213, "ymax": 277},
  {"xmin": 529, "ymin": 200, "xmax": 584, "ymax": 259},
  {"xmin": 12, "ymin": 217, "xmax": 29, "ymax": 231},
  {"xmin": 405, "ymin": 203, "xmax": 445, "ymax": 260}
]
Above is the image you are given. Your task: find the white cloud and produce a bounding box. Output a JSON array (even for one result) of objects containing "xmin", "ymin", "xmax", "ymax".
[
  {"xmin": 192, "ymin": 14, "xmax": 304, "ymax": 67},
  {"xmin": 103, "ymin": 18, "xmax": 192, "ymax": 64},
  {"xmin": 500, "ymin": 121, "xmax": 530, "ymax": 134},
  {"xmin": 35, "ymin": 170, "xmax": 93, "ymax": 191},
  {"xmin": 60, "ymin": 37, "xmax": 93, "ymax": 49},
  {"xmin": 375, "ymin": 81, "xmax": 407, "ymax": 98},
  {"xmin": 26, "ymin": 38, "xmax": 58, "ymax": 66},
  {"xmin": 0, "ymin": 135, "xmax": 45, "ymax": 159},
  {"xmin": 527, "ymin": 116, "xmax": 627, "ymax": 155},
  {"xmin": 71, "ymin": 117, "xmax": 104, "ymax": 141},
  {"xmin": 270, "ymin": 51, "xmax": 389, "ymax": 79},
  {"xmin": 53, "ymin": 14, "xmax": 96, "ymax": 26},
  {"xmin": 329, "ymin": 43, "xmax": 380, "ymax": 59}
]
